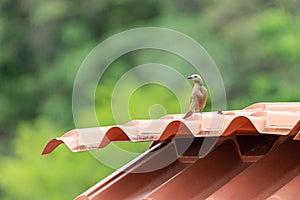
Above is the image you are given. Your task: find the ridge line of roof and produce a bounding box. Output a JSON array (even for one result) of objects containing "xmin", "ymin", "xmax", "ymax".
[{"xmin": 42, "ymin": 102, "xmax": 300, "ymax": 155}]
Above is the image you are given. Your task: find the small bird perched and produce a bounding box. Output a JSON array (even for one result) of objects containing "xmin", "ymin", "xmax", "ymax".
[{"xmin": 183, "ymin": 74, "xmax": 208, "ymax": 119}]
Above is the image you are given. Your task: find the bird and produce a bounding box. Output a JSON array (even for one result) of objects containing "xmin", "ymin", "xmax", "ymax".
[{"xmin": 183, "ymin": 74, "xmax": 208, "ymax": 119}]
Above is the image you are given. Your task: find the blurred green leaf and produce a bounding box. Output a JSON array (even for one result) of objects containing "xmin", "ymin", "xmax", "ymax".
[{"xmin": 0, "ymin": 117, "xmax": 114, "ymax": 200}]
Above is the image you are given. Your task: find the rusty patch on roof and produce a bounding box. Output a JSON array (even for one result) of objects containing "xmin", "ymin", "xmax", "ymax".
[{"xmin": 42, "ymin": 102, "xmax": 300, "ymax": 155}]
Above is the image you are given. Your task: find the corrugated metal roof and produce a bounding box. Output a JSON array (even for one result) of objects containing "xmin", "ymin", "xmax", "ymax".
[
  {"xmin": 206, "ymin": 137, "xmax": 300, "ymax": 200},
  {"xmin": 42, "ymin": 102, "xmax": 300, "ymax": 200},
  {"xmin": 74, "ymin": 136, "xmax": 300, "ymax": 200},
  {"xmin": 42, "ymin": 102, "xmax": 300, "ymax": 155}
]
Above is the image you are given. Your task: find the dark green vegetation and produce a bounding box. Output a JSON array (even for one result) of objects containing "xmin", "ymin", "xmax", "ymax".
[{"xmin": 0, "ymin": 0, "xmax": 299, "ymax": 199}]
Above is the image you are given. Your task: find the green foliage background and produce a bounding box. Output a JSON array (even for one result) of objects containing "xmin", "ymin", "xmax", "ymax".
[{"xmin": 0, "ymin": 0, "xmax": 299, "ymax": 199}]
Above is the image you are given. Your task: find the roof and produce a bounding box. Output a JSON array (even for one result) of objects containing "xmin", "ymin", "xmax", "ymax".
[
  {"xmin": 42, "ymin": 102, "xmax": 300, "ymax": 199},
  {"xmin": 42, "ymin": 102, "xmax": 300, "ymax": 155},
  {"xmin": 74, "ymin": 136, "xmax": 300, "ymax": 200}
]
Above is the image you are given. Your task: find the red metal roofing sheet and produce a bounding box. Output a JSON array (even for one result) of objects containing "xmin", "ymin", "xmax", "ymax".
[
  {"xmin": 41, "ymin": 102, "xmax": 300, "ymax": 199},
  {"xmin": 207, "ymin": 138, "xmax": 300, "ymax": 200},
  {"xmin": 267, "ymin": 174, "xmax": 300, "ymax": 200},
  {"xmin": 73, "ymin": 137, "xmax": 300, "ymax": 200},
  {"xmin": 42, "ymin": 102, "xmax": 300, "ymax": 155},
  {"xmin": 143, "ymin": 140, "xmax": 250, "ymax": 200},
  {"xmin": 75, "ymin": 141, "xmax": 190, "ymax": 200}
]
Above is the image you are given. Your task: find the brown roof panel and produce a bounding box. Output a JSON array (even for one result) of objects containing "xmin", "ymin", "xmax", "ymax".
[
  {"xmin": 292, "ymin": 121, "xmax": 300, "ymax": 140},
  {"xmin": 267, "ymin": 174, "xmax": 300, "ymax": 200},
  {"xmin": 42, "ymin": 102, "xmax": 300, "ymax": 155},
  {"xmin": 206, "ymin": 138, "xmax": 300, "ymax": 200},
  {"xmin": 143, "ymin": 140, "xmax": 250, "ymax": 200},
  {"xmin": 73, "ymin": 136, "xmax": 300, "ymax": 200},
  {"xmin": 75, "ymin": 140, "xmax": 191, "ymax": 200}
]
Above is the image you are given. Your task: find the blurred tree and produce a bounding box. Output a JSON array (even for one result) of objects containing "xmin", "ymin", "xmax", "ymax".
[
  {"xmin": 0, "ymin": 117, "xmax": 114, "ymax": 200},
  {"xmin": 0, "ymin": 0, "xmax": 163, "ymax": 136},
  {"xmin": 204, "ymin": 0, "xmax": 300, "ymax": 107}
]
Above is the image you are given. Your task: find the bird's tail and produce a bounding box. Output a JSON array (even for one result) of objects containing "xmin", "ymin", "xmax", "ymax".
[{"xmin": 183, "ymin": 110, "xmax": 193, "ymax": 119}]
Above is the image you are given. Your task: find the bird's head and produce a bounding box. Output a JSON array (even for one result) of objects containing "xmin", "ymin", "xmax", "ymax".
[{"xmin": 187, "ymin": 74, "xmax": 204, "ymax": 85}]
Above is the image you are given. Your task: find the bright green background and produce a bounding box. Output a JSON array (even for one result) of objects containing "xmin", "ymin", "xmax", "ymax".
[{"xmin": 0, "ymin": 0, "xmax": 300, "ymax": 199}]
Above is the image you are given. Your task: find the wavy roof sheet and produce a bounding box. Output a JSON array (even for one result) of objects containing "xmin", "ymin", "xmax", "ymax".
[
  {"xmin": 42, "ymin": 102, "xmax": 300, "ymax": 155},
  {"xmin": 75, "ymin": 136, "xmax": 300, "ymax": 200}
]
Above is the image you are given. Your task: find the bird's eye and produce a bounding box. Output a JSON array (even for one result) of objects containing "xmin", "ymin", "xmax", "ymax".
[{"xmin": 194, "ymin": 76, "xmax": 197, "ymax": 78}]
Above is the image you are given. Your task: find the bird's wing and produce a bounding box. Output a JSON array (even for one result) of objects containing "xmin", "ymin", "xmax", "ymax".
[
  {"xmin": 198, "ymin": 87, "xmax": 208, "ymax": 110},
  {"xmin": 183, "ymin": 95, "xmax": 198, "ymax": 119},
  {"xmin": 190, "ymin": 95, "xmax": 198, "ymax": 112}
]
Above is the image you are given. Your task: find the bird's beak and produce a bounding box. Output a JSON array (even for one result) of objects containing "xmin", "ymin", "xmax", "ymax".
[{"xmin": 187, "ymin": 76, "xmax": 193, "ymax": 79}]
